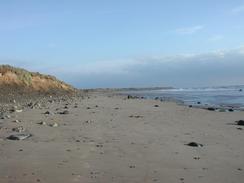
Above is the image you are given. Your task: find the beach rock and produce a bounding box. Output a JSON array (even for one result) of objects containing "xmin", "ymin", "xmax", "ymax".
[
  {"xmin": 228, "ymin": 109, "xmax": 234, "ymax": 112},
  {"xmin": 129, "ymin": 115, "xmax": 143, "ymax": 118},
  {"xmin": 84, "ymin": 120, "xmax": 93, "ymax": 124},
  {"xmin": 13, "ymin": 119, "xmax": 21, "ymax": 123},
  {"xmin": 37, "ymin": 121, "xmax": 47, "ymax": 125},
  {"xmin": 239, "ymin": 89, "xmax": 243, "ymax": 92},
  {"xmin": 188, "ymin": 105, "xmax": 193, "ymax": 108},
  {"xmin": 49, "ymin": 123, "xmax": 58, "ymax": 127},
  {"xmin": 197, "ymin": 101, "xmax": 201, "ymax": 104},
  {"xmin": 15, "ymin": 109, "xmax": 23, "ymax": 113},
  {"xmin": 154, "ymin": 105, "xmax": 159, "ymax": 107},
  {"xmin": 59, "ymin": 110, "xmax": 69, "ymax": 115},
  {"xmin": 7, "ymin": 133, "xmax": 31, "ymax": 140},
  {"xmin": 44, "ymin": 111, "xmax": 54, "ymax": 115},
  {"xmin": 207, "ymin": 107, "xmax": 215, "ymax": 111},
  {"xmin": 127, "ymin": 95, "xmax": 137, "ymax": 99},
  {"xmin": 236, "ymin": 120, "xmax": 244, "ymax": 126},
  {"xmin": 28, "ymin": 102, "xmax": 41, "ymax": 109},
  {"xmin": 9, "ymin": 106, "xmax": 23, "ymax": 113},
  {"xmin": 27, "ymin": 102, "xmax": 33, "ymax": 107},
  {"xmin": 0, "ymin": 113, "xmax": 4, "ymax": 119},
  {"xmin": 185, "ymin": 142, "xmax": 203, "ymax": 147},
  {"xmin": 12, "ymin": 126, "xmax": 25, "ymax": 132}
]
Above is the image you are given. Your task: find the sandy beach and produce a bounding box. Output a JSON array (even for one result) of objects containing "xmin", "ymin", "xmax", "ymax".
[{"xmin": 0, "ymin": 92, "xmax": 244, "ymax": 183}]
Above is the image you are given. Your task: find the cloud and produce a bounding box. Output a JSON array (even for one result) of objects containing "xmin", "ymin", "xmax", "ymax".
[
  {"xmin": 175, "ymin": 25, "xmax": 204, "ymax": 35},
  {"xmin": 49, "ymin": 47, "xmax": 244, "ymax": 88},
  {"xmin": 1, "ymin": 47, "xmax": 244, "ymax": 88},
  {"xmin": 231, "ymin": 5, "xmax": 244, "ymax": 14}
]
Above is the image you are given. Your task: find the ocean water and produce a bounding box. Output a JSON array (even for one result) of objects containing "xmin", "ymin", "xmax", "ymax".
[{"xmin": 123, "ymin": 85, "xmax": 244, "ymax": 109}]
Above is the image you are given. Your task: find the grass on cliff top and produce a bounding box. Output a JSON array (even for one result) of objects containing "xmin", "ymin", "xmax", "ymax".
[{"xmin": 0, "ymin": 65, "xmax": 66, "ymax": 86}]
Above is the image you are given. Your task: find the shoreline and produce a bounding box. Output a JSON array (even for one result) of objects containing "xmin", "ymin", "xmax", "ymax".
[{"xmin": 116, "ymin": 91, "xmax": 244, "ymax": 112}]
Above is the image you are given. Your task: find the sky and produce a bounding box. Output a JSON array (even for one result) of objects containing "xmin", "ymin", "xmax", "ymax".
[{"xmin": 0, "ymin": 0, "xmax": 244, "ymax": 88}]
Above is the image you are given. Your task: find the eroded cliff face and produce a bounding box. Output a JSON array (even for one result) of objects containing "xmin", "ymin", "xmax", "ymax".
[{"xmin": 0, "ymin": 65, "xmax": 75, "ymax": 93}]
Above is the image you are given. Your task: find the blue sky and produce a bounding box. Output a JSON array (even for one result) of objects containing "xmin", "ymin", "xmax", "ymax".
[{"xmin": 0, "ymin": 0, "xmax": 244, "ymax": 88}]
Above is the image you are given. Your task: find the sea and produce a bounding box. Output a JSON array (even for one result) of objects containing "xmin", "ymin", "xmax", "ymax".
[{"xmin": 122, "ymin": 85, "xmax": 244, "ymax": 110}]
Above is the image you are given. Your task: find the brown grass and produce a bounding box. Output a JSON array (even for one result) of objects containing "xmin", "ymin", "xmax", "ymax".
[{"xmin": 0, "ymin": 65, "xmax": 75, "ymax": 92}]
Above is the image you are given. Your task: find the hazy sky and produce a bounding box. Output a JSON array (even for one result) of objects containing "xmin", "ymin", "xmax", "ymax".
[{"xmin": 0, "ymin": 0, "xmax": 244, "ymax": 88}]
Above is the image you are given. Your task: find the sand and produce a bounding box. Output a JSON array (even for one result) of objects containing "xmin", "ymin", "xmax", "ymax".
[{"xmin": 0, "ymin": 92, "xmax": 244, "ymax": 183}]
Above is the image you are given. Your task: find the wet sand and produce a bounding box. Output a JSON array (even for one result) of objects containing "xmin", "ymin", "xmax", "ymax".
[{"xmin": 0, "ymin": 92, "xmax": 244, "ymax": 183}]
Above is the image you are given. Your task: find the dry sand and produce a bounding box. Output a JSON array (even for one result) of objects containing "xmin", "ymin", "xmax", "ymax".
[{"xmin": 0, "ymin": 92, "xmax": 244, "ymax": 183}]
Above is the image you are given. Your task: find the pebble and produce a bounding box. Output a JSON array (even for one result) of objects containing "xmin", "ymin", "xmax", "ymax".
[
  {"xmin": 49, "ymin": 123, "xmax": 58, "ymax": 127},
  {"xmin": 15, "ymin": 109, "xmax": 23, "ymax": 113},
  {"xmin": 37, "ymin": 121, "xmax": 47, "ymax": 125},
  {"xmin": 59, "ymin": 110, "xmax": 69, "ymax": 115},
  {"xmin": 12, "ymin": 126, "xmax": 25, "ymax": 132},
  {"xmin": 7, "ymin": 133, "xmax": 32, "ymax": 140},
  {"xmin": 13, "ymin": 119, "xmax": 21, "ymax": 123},
  {"xmin": 129, "ymin": 115, "xmax": 143, "ymax": 118},
  {"xmin": 207, "ymin": 107, "xmax": 215, "ymax": 111},
  {"xmin": 44, "ymin": 111, "xmax": 54, "ymax": 115},
  {"xmin": 185, "ymin": 142, "xmax": 203, "ymax": 147},
  {"xmin": 236, "ymin": 120, "xmax": 244, "ymax": 126}
]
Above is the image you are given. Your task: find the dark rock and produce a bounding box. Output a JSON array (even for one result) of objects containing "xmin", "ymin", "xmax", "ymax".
[
  {"xmin": 127, "ymin": 95, "xmax": 138, "ymax": 99},
  {"xmin": 0, "ymin": 112, "xmax": 4, "ymax": 119},
  {"xmin": 197, "ymin": 101, "xmax": 201, "ymax": 104},
  {"xmin": 228, "ymin": 109, "xmax": 234, "ymax": 112},
  {"xmin": 37, "ymin": 121, "xmax": 46, "ymax": 125},
  {"xmin": 59, "ymin": 110, "xmax": 69, "ymax": 115},
  {"xmin": 185, "ymin": 142, "xmax": 203, "ymax": 147},
  {"xmin": 44, "ymin": 111, "xmax": 54, "ymax": 115},
  {"xmin": 27, "ymin": 102, "xmax": 33, "ymax": 107},
  {"xmin": 129, "ymin": 115, "xmax": 143, "ymax": 118},
  {"xmin": 239, "ymin": 89, "xmax": 243, "ymax": 92},
  {"xmin": 188, "ymin": 105, "xmax": 193, "ymax": 108},
  {"xmin": 236, "ymin": 120, "xmax": 244, "ymax": 126},
  {"xmin": 7, "ymin": 133, "xmax": 32, "ymax": 140},
  {"xmin": 207, "ymin": 107, "xmax": 215, "ymax": 111}
]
